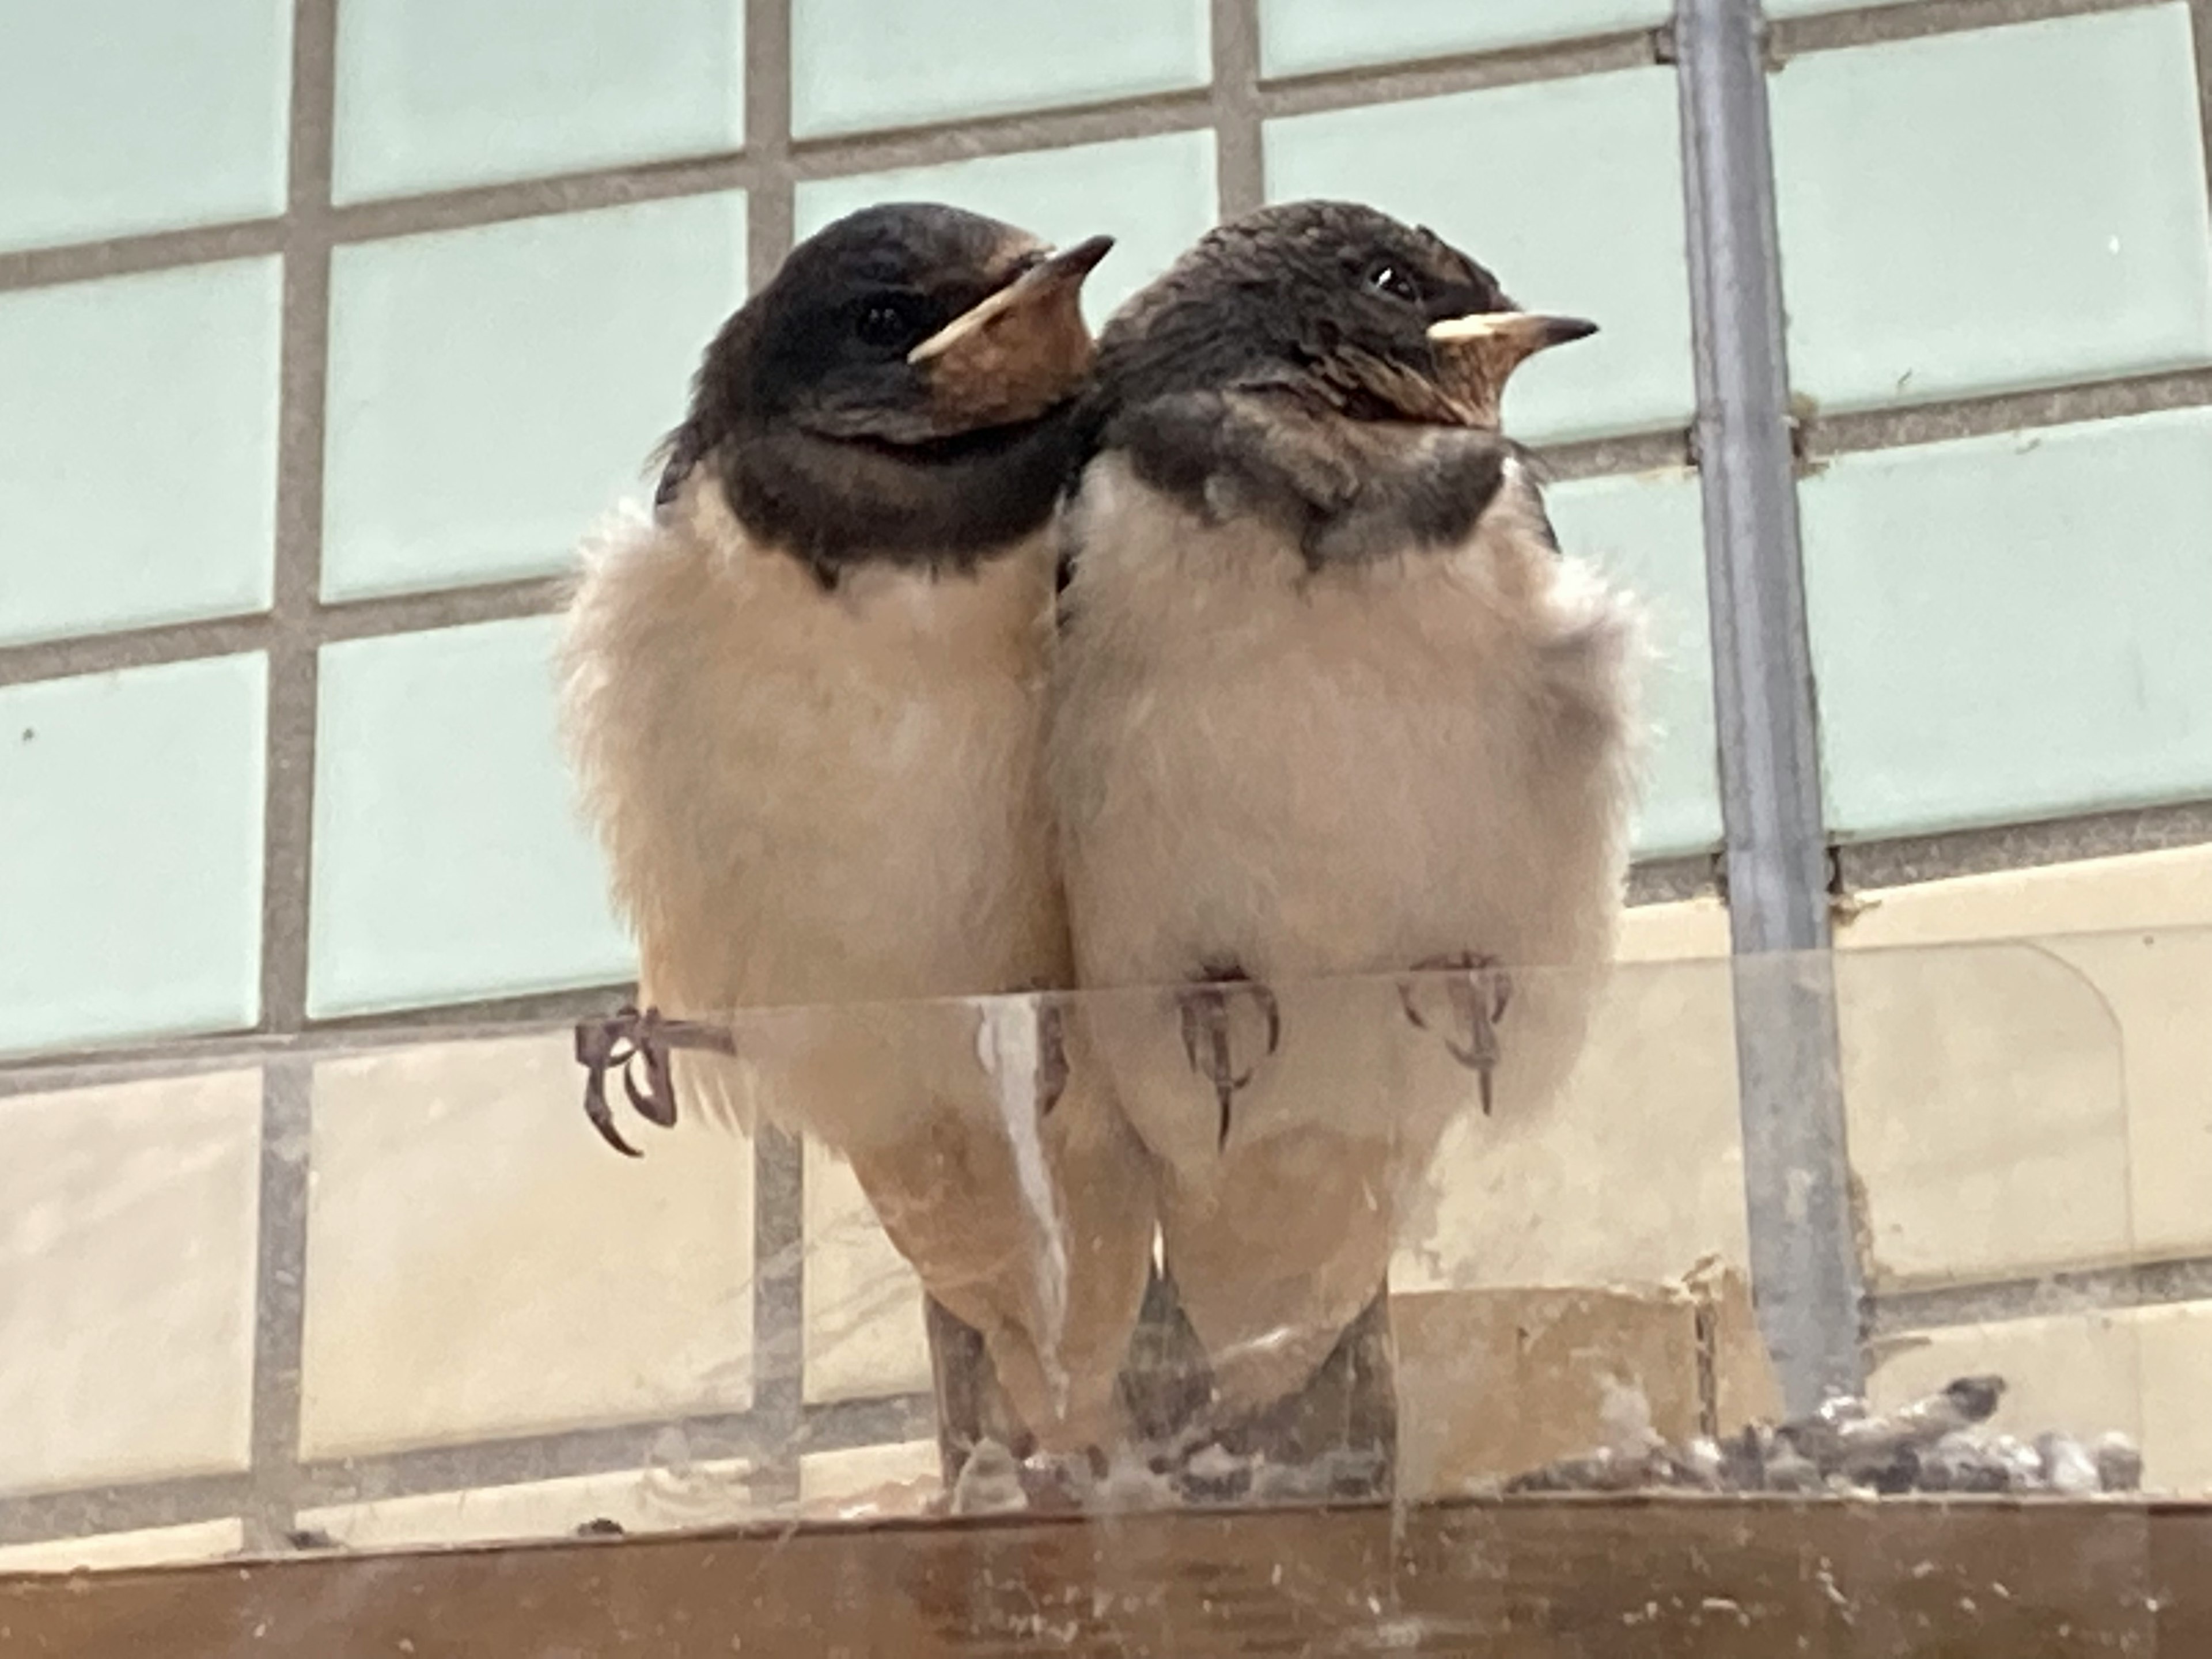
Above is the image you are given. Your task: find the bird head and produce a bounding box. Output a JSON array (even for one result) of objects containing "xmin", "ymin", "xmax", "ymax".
[
  {"xmin": 664, "ymin": 203, "xmax": 1115, "ymax": 578},
  {"xmin": 1093, "ymin": 199, "xmax": 1592, "ymax": 431}
]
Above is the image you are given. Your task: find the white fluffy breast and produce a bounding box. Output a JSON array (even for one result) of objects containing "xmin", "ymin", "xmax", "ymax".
[
  {"xmin": 1048, "ymin": 448, "xmax": 1647, "ymax": 1407},
  {"xmin": 559, "ymin": 474, "xmax": 1069, "ymax": 1143},
  {"xmin": 1050, "ymin": 450, "xmax": 1643, "ymax": 997}
]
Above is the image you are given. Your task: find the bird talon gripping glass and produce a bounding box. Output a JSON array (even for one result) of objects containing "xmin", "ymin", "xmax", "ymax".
[
  {"xmin": 1175, "ymin": 977, "xmax": 1281, "ymax": 1147},
  {"xmin": 1399, "ymin": 953, "xmax": 1513, "ymax": 1115},
  {"xmin": 573, "ymin": 1003, "xmax": 736, "ymax": 1157}
]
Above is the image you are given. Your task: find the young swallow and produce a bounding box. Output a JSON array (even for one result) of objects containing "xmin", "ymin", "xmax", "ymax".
[
  {"xmin": 560, "ymin": 204, "xmax": 1156, "ymax": 1475},
  {"xmin": 1048, "ymin": 200, "xmax": 1643, "ymax": 1492}
]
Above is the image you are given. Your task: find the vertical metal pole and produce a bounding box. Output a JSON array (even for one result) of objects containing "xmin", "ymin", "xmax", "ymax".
[{"xmin": 1674, "ymin": 0, "xmax": 1865, "ymax": 1411}]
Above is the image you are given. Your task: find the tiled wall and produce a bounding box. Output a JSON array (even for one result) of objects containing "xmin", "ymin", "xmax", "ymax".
[{"xmin": 3, "ymin": 0, "xmax": 2212, "ymax": 1566}]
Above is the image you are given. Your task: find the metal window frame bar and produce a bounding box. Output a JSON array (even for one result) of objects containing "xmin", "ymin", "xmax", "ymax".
[
  {"xmin": 1675, "ymin": 0, "xmax": 1866, "ymax": 1414},
  {"xmin": 4, "ymin": 0, "xmax": 2212, "ymax": 1555}
]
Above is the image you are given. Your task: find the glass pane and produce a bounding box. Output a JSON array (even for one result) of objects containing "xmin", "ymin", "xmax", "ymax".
[{"xmin": 1, "ymin": 930, "xmax": 2187, "ymax": 1576}]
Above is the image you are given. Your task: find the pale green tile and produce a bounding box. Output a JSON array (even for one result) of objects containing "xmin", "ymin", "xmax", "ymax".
[
  {"xmin": 796, "ymin": 132, "xmax": 1218, "ymax": 327},
  {"xmin": 308, "ymin": 618, "xmax": 632, "ymax": 1017},
  {"xmin": 0, "ymin": 657, "xmax": 266, "ymax": 1055},
  {"xmin": 1548, "ymin": 468, "xmax": 1721, "ymax": 859},
  {"xmin": 323, "ymin": 194, "xmax": 744, "ymax": 603},
  {"xmin": 332, "ymin": 0, "xmax": 744, "ymax": 203},
  {"xmin": 1772, "ymin": 5, "xmax": 2212, "ymax": 413},
  {"xmin": 0, "ymin": 262, "xmax": 279, "ymax": 647},
  {"xmin": 791, "ymin": 0, "xmax": 1208, "ymax": 138},
  {"xmin": 1259, "ymin": 0, "xmax": 1668, "ymax": 78},
  {"xmin": 0, "ymin": 1071, "xmax": 260, "ymax": 1498},
  {"xmin": 1804, "ymin": 409, "xmax": 2212, "ymax": 839},
  {"xmin": 1265, "ymin": 70, "xmax": 1694, "ymax": 445},
  {"xmin": 0, "ymin": 0, "xmax": 289, "ymax": 252}
]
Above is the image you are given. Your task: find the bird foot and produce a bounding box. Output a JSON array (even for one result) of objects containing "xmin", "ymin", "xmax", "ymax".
[
  {"xmin": 573, "ymin": 1003, "xmax": 736, "ymax": 1157},
  {"xmin": 1176, "ymin": 968, "xmax": 1280, "ymax": 1149},
  {"xmin": 1399, "ymin": 952, "xmax": 1512, "ymax": 1114}
]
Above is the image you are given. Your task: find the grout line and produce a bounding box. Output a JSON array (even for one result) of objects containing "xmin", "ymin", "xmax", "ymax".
[
  {"xmin": 748, "ymin": 1130, "xmax": 809, "ymax": 1511},
  {"xmin": 1772, "ymin": 0, "xmax": 2170, "ymax": 58},
  {"xmin": 243, "ymin": 1065, "xmax": 316, "ymax": 1552},
  {"xmin": 1628, "ymin": 855, "xmax": 1724, "ymax": 906},
  {"xmin": 0, "ymin": 219, "xmax": 290, "ymax": 294},
  {"xmin": 0, "ymin": 1476, "xmax": 257, "ymax": 1552},
  {"xmin": 0, "ymin": 982, "xmax": 645, "ymax": 1101},
  {"xmin": 257, "ymin": 626, "xmax": 321, "ymax": 1032},
  {"xmin": 237, "ymin": 0, "xmax": 340, "ymax": 1562},
  {"xmin": 312, "ymin": 575, "xmax": 574, "ymax": 642},
  {"xmin": 293, "ymin": 1412, "xmax": 777, "ymax": 1511},
  {"xmin": 0, "ymin": 1394, "xmax": 937, "ymax": 1550},
  {"xmin": 1802, "ymin": 367, "xmax": 2212, "ymax": 461},
  {"xmin": 0, "ymin": 580, "xmax": 575, "ymax": 690},
  {"xmin": 331, "ymin": 154, "xmax": 761, "ymax": 247},
  {"xmin": 1256, "ymin": 28, "xmax": 1663, "ymax": 119},
  {"xmin": 0, "ymin": 615, "xmax": 277, "ymax": 689},
  {"xmin": 260, "ymin": 0, "xmax": 338, "ymax": 1038},
  {"xmin": 291, "ymin": 1393, "xmax": 933, "ymax": 1512},
  {"xmin": 1211, "ymin": 0, "xmax": 1267, "ymax": 216},
  {"xmin": 1835, "ymin": 798, "xmax": 2212, "ymax": 891},
  {"xmin": 1536, "ymin": 426, "xmax": 1696, "ymax": 482},
  {"xmin": 1868, "ymin": 1254, "xmax": 2212, "ymax": 1339},
  {"xmin": 740, "ymin": 0, "xmax": 808, "ymax": 1516},
  {"xmin": 788, "ymin": 91, "xmax": 1220, "ymax": 180},
  {"xmin": 743, "ymin": 0, "xmax": 796, "ymax": 289}
]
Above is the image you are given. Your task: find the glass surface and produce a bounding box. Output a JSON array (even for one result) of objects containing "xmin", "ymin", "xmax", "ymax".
[
  {"xmin": 308, "ymin": 617, "xmax": 636, "ymax": 1018},
  {"xmin": 321, "ymin": 195, "xmax": 747, "ymax": 603},
  {"xmin": 0, "ymin": 657, "xmax": 267, "ymax": 1056},
  {"xmin": 0, "ymin": 260, "xmax": 281, "ymax": 648},
  {"xmin": 1, "ymin": 933, "xmax": 2190, "ymax": 1575},
  {"xmin": 1805, "ymin": 408, "xmax": 2212, "ymax": 839}
]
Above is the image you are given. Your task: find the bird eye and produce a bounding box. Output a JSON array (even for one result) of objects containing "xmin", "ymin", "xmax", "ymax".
[
  {"xmin": 856, "ymin": 296, "xmax": 926, "ymax": 351},
  {"xmin": 1365, "ymin": 262, "xmax": 1422, "ymax": 305}
]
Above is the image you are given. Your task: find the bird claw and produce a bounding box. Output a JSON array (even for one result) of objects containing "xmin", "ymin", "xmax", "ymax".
[
  {"xmin": 573, "ymin": 1003, "xmax": 736, "ymax": 1157},
  {"xmin": 1176, "ymin": 971, "xmax": 1280, "ymax": 1148},
  {"xmin": 1399, "ymin": 953, "xmax": 1512, "ymax": 1115}
]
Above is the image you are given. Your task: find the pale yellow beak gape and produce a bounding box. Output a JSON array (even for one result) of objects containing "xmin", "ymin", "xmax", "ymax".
[
  {"xmin": 1426, "ymin": 309, "xmax": 1600, "ymax": 429},
  {"xmin": 906, "ymin": 234, "xmax": 1117, "ymax": 427}
]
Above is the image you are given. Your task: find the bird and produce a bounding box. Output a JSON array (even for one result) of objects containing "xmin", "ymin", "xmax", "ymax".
[
  {"xmin": 559, "ymin": 203, "xmax": 1157, "ymax": 1479},
  {"xmin": 1047, "ymin": 199, "xmax": 1643, "ymax": 1494}
]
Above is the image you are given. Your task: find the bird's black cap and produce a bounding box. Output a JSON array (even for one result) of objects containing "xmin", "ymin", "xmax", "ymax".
[{"xmin": 661, "ymin": 202, "xmax": 1113, "ymax": 582}]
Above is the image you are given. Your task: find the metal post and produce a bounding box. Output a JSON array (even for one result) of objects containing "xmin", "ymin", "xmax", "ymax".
[{"xmin": 1673, "ymin": 0, "xmax": 1865, "ymax": 1411}]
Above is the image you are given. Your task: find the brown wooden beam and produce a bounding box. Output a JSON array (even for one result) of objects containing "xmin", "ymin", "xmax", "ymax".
[{"xmin": 4, "ymin": 1497, "xmax": 2203, "ymax": 1657}]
